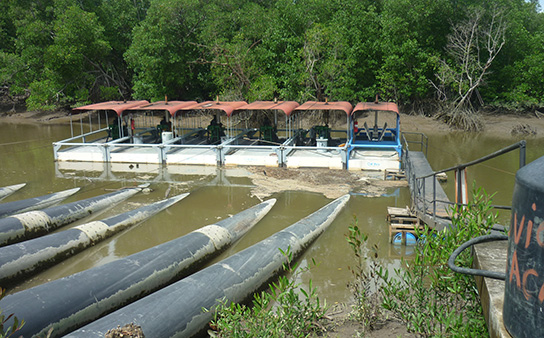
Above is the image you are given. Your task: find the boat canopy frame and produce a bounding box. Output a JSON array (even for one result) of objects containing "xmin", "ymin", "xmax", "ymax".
[
  {"xmin": 54, "ymin": 99, "xmax": 402, "ymax": 171},
  {"xmin": 348, "ymin": 101, "xmax": 402, "ymax": 157}
]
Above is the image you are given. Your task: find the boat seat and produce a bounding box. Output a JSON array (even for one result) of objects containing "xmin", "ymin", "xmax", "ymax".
[
  {"xmin": 378, "ymin": 122, "xmax": 388, "ymax": 141},
  {"xmin": 363, "ymin": 122, "xmax": 372, "ymax": 140}
]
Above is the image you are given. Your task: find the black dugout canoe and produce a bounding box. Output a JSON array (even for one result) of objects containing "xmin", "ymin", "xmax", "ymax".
[
  {"xmin": 0, "ymin": 183, "xmax": 26, "ymax": 201},
  {"xmin": 0, "ymin": 192, "xmax": 190, "ymax": 287},
  {"xmin": 0, "ymin": 187, "xmax": 80, "ymax": 218},
  {"xmin": 0, "ymin": 184, "xmax": 148, "ymax": 247},
  {"xmin": 62, "ymin": 194, "xmax": 349, "ymax": 338},
  {"xmin": 0, "ymin": 198, "xmax": 275, "ymax": 338}
]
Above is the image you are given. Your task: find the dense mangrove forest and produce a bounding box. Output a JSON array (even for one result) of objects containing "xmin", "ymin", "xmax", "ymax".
[{"xmin": 1, "ymin": 0, "xmax": 543, "ymax": 129}]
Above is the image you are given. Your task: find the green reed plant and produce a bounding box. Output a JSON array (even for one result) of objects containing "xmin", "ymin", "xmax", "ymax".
[
  {"xmin": 209, "ymin": 247, "xmax": 327, "ymax": 337},
  {"xmin": 378, "ymin": 187, "xmax": 497, "ymax": 337},
  {"xmin": 345, "ymin": 217, "xmax": 382, "ymax": 332}
]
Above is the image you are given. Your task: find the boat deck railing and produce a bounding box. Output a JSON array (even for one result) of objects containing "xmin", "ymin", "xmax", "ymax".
[
  {"xmin": 54, "ymin": 125, "xmax": 396, "ymax": 170},
  {"xmin": 404, "ymin": 135, "xmax": 526, "ymax": 228},
  {"xmin": 401, "ymin": 131, "xmax": 428, "ymax": 157}
]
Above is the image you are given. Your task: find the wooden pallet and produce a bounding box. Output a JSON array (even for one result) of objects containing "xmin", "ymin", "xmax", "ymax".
[
  {"xmin": 384, "ymin": 169, "xmax": 406, "ymax": 180},
  {"xmin": 387, "ymin": 206, "xmax": 424, "ymax": 244}
]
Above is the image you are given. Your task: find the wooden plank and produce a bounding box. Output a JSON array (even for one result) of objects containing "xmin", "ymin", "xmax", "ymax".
[
  {"xmin": 388, "ymin": 202, "xmax": 427, "ymax": 244},
  {"xmin": 387, "ymin": 206, "xmax": 411, "ymax": 217},
  {"xmin": 389, "ymin": 216, "xmax": 419, "ymax": 224},
  {"xmin": 390, "ymin": 223, "xmax": 423, "ymax": 229},
  {"xmin": 384, "ymin": 169, "xmax": 406, "ymax": 180}
]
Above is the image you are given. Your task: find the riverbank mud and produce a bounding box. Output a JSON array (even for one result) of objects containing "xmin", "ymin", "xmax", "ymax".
[
  {"xmin": 3, "ymin": 108, "xmax": 544, "ymax": 137},
  {"xmin": 1, "ymin": 108, "xmax": 542, "ymax": 337}
]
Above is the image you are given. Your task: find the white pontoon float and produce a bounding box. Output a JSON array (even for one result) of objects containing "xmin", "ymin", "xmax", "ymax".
[
  {"xmin": 53, "ymin": 100, "xmax": 149, "ymax": 162},
  {"xmin": 221, "ymin": 100, "xmax": 300, "ymax": 167},
  {"xmin": 283, "ymin": 101, "xmax": 352, "ymax": 169},
  {"xmin": 53, "ymin": 100, "xmax": 402, "ymax": 171},
  {"xmin": 165, "ymin": 100, "xmax": 247, "ymax": 166},
  {"xmin": 347, "ymin": 101, "xmax": 402, "ymax": 171}
]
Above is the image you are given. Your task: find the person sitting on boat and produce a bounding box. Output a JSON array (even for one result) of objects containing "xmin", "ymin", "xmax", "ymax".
[
  {"xmin": 207, "ymin": 116, "xmax": 225, "ymax": 144},
  {"xmin": 108, "ymin": 117, "xmax": 120, "ymax": 140},
  {"xmin": 158, "ymin": 117, "xmax": 171, "ymax": 132},
  {"xmin": 259, "ymin": 117, "xmax": 279, "ymax": 143}
]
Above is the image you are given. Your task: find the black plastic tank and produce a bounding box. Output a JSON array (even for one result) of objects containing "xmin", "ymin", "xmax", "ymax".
[{"xmin": 504, "ymin": 155, "xmax": 544, "ymax": 338}]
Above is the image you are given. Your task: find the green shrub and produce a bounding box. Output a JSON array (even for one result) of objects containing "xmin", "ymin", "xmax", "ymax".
[
  {"xmin": 378, "ymin": 187, "xmax": 497, "ymax": 336},
  {"xmin": 345, "ymin": 217, "xmax": 382, "ymax": 332},
  {"xmin": 209, "ymin": 247, "xmax": 327, "ymax": 337}
]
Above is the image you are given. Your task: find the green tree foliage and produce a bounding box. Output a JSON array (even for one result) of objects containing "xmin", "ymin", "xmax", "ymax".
[
  {"xmin": 0, "ymin": 0, "xmax": 542, "ymax": 115},
  {"xmin": 32, "ymin": 2, "xmax": 112, "ymax": 109},
  {"xmin": 327, "ymin": 0, "xmax": 381, "ymax": 102},
  {"xmin": 194, "ymin": 0, "xmax": 273, "ymax": 100},
  {"xmin": 2, "ymin": 0, "xmax": 54, "ymax": 97},
  {"xmin": 94, "ymin": 0, "xmax": 150, "ymax": 99},
  {"xmin": 125, "ymin": 0, "xmax": 209, "ymax": 101},
  {"xmin": 2, "ymin": 0, "xmax": 145, "ymax": 109},
  {"xmin": 378, "ymin": 0, "xmax": 450, "ymax": 104},
  {"xmin": 491, "ymin": 0, "xmax": 544, "ymax": 105}
]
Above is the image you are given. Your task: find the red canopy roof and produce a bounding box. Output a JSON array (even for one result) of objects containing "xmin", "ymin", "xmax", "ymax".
[
  {"xmin": 72, "ymin": 101, "xmax": 149, "ymax": 116},
  {"xmin": 352, "ymin": 102, "xmax": 399, "ymax": 115},
  {"xmin": 294, "ymin": 101, "xmax": 353, "ymax": 115},
  {"xmin": 175, "ymin": 101, "xmax": 248, "ymax": 117},
  {"xmin": 234, "ymin": 101, "xmax": 300, "ymax": 116},
  {"xmin": 126, "ymin": 101, "xmax": 198, "ymax": 117}
]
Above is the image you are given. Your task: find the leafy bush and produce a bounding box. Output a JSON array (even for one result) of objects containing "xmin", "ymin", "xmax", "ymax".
[
  {"xmin": 345, "ymin": 217, "xmax": 382, "ymax": 332},
  {"xmin": 378, "ymin": 187, "xmax": 497, "ymax": 336}
]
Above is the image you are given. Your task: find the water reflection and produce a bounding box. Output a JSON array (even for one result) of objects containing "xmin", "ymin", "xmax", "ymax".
[{"xmin": 2, "ymin": 122, "xmax": 543, "ymax": 304}]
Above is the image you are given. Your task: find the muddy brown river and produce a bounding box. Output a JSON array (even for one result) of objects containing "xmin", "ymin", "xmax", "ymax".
[{"xmin": 0, "ymin": 121, "xmax": 543, "ymax": 304}]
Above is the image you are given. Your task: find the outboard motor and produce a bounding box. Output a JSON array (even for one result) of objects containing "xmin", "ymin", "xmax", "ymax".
[{"xmin": 504, "ymin": 155, "xmax": 544, "ymax": 338}]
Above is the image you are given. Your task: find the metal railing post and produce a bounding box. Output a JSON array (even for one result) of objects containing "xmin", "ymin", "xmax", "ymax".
[
  {"xmin": 433, "ymin": 175, "xmax": 437, "ymax": 222},
  {"xmin": 520, "ymin": 140, "xmax": 526, "ymax": 168},
  {"xmin": 422, "ymin": 176, "xmax": 426, "ymax": 215}
]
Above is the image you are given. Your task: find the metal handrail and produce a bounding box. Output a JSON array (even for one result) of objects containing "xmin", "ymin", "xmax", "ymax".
[
  {"xmin": 405, "ymin": 140, "xmax": 526, "ymax": 226},
  {"xmin": 416, "ymin": 140, "xmax": 526, "ymax": 180},
  {"xmin": 438, "ymin": 200, "xmax": 512, "ymax": 210},
  {"xmin": 402, "ymin": 132, "xmax": 428, "ymax": 156}
]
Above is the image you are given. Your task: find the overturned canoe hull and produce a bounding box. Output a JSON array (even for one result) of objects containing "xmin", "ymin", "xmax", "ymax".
[
  {"xmin": 63, "ymin": 194, "xmax": 349, "ymax": 338},
  {"xmin": 0, "ymin": 198, "xmax": 275, "ymax": 338},
  {"xmin": 0, "ymin": 192, "xmax": 189, "ymax": 287},
  {"xmin": 0, "ymin": 183, "xmax": 26, "ymax": 201},
  {"xmin": 0, "ymin": 185, "xmax": 148, "ymax": 246},
  {"xmin": 0, "ymin": 187, "xmax": 80, "ymax": 219}
]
